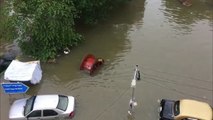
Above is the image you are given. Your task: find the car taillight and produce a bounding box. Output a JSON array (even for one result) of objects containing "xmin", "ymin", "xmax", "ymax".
[{"xmin": 69, "ymin": 111, "xmax": 74, "ymax": 118}]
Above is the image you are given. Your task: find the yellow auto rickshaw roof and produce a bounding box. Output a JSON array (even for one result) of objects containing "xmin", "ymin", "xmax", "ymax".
[{"xmin": 179, "ymin": 99, "xmax": 213, "ymax": 120}]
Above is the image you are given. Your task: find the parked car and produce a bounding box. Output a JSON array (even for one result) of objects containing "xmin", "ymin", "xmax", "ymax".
[
  {"xmin": 159, "ymin": 99, "xmax": 213, "ymax": 120},
  {"xmin": 9, "ymin": 95, "xmax": 75, "ymax": 120}
]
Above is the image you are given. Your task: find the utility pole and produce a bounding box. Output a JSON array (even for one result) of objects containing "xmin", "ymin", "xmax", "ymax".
[{"xmin": 128, "ymin": 65, "xmax": 140, "ymax": 115}]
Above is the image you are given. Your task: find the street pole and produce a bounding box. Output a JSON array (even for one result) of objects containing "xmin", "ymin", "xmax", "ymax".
[{"xmin": 128, "ymin": 65, "xmax": 140, "ymax": 115}]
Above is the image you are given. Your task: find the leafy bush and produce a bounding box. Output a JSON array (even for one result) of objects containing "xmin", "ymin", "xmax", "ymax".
[
  {"xmin": 0, "ymin": 2, "xmax": 17, "ymax": 42},
  {"xmin": 1, "ymin": 0, "xmax": 127, "ymax": 61},
  {"xmin": 2, "ymin": 0, "xmax": 81, "ymax": 61}
]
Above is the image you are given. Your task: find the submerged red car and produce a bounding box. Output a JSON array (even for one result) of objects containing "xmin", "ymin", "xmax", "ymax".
[{"xmin": 80, "ymin": 54, "xmax": 104, "ymax": 75}]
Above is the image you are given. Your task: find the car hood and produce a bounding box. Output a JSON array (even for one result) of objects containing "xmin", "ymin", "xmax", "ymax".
[{"xmin": 9, "ymin": 98, "xmax": 27, "ymax": 119}]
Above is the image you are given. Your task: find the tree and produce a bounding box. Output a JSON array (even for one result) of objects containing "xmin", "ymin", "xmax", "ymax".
[
  {"xmin": 1, "ymin": 0, "xmax": 128, "ymax": 61},
  {"xmin": 2, "ymin": 0, "xmax": 82, "ymax": 61}
]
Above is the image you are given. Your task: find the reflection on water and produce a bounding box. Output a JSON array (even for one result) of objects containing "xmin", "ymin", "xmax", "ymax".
[
  {"xmin": 1, "ymin": 0, "xmax": 212, "ymax": 120},
  {"xmin": 162, "ymin": 0, "xmax": 213, "ymax": 34}
]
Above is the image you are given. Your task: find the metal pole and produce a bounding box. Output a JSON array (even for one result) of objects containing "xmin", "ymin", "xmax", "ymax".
[
  {"xmin": 128, "ymin": 65, "xmax": 140, "ymax": 115},
  {"xmin": 131, "ymin": 87, "xmax": 135, "ymax": 102}
]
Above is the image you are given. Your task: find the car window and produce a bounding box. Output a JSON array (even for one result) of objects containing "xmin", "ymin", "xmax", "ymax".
[
  {"xmin": 24, "ymin": 96, "xmax": 36, "ymax": 116},
  {"xmin": 27, "ymin": 110, "xmax": 41, "ymax": 117},
  {"xmin": 43, "ymin": 110, "xmax": 58, "ymax": 116},
  {"xmin": 56, "ymin": 95, "xmax": 68, "ymax": 111},
  {"xmin": 174, "ymin": 100, "xmax": 180, "ymax": 116}
]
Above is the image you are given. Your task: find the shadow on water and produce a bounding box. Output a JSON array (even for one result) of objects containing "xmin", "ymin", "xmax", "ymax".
[{"xmin": 162, "ymin": 0, "xmax": 213, "ymax": 34}]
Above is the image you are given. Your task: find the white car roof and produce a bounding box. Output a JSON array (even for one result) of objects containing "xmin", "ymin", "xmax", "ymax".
[{"xmin": 33, "ymin": 95, "xmax": 59, "ymax": 110}]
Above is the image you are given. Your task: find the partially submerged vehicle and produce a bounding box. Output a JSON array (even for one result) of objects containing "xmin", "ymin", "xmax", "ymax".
[
  {"xmin": 159, "ymin": 99, "xmax": 213, "ymax": 120},
  {"xmin": 4, "ymin": 60, "xmax": 42, "ymax": 85},
  {"xmin": 9, "ymin": 94, "xmax": 75, "ymax": 120},
  {"xmin": 0, "ymin": 53, "xmax": 16, "ymax": 73},
  {"xmin": 0, "ymin": 59, "xmax": 12, "ymax": 73},
  {"xmin": 80, "ymin": 54, "xmax": 104, "ymax": 75}
]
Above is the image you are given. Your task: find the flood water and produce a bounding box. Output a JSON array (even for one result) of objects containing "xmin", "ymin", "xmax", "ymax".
[{"xmin": 1, "ymin": 0, "xmax": 213, "ymax": 120}]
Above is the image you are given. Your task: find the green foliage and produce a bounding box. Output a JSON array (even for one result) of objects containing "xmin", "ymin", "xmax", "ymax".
[
  {"xmin": 3, "ymin": 0, "xmax": 82, "ymax": 61},
  {"xmin": 0, "ymin": 2, "xmax": 17, "ymax": 42},
  {"xmin": 1, "ymin": 0, "xmax": 127, "ymax": 61}
]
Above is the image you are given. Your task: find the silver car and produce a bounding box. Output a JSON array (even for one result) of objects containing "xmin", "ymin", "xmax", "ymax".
[{"xmin": 9, "ymin": 95, "xmax": 75, "ymax": 120}]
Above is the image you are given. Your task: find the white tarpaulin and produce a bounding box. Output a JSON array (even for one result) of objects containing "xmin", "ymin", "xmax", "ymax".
[{"xmin": 4, "ymin": 60, "xmax": 42, "ymax": 84}]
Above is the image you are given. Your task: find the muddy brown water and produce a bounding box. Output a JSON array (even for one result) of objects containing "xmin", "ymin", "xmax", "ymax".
[{"xmin": 1, "ymin": 0, "xmax": 212, "ymax": 120}]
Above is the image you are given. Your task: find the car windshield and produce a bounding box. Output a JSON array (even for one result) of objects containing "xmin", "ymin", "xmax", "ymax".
[
  {"xmin": 174, "ymin": 100, "xmax": 180, "ymax": 116},
  {"xmin": 24, "ymin": 96, "xmax": 36, "ymax": 116},
  {"xmin": 56, "ymin": 95, "xmax": 68, "ymax": 111}
]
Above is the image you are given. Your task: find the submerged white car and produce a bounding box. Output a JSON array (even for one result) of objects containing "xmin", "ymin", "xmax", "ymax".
[{"xmin": 9, "ymin": 95, "xmax": 75, "ymax": 120}]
